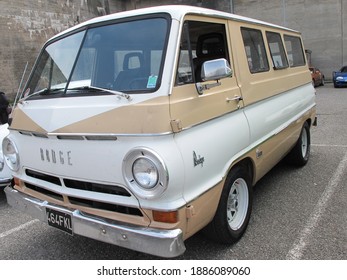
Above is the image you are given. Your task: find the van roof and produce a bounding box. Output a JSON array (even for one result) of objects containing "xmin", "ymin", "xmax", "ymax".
[{"xmin": 51, "ymin": 5, "xmax": 299, "ymax": 41}]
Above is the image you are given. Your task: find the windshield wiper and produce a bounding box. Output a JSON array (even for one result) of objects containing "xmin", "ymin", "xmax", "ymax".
[
  {"xmin": 70, "ymin": 85, "xmax": 132, "ymax": 101},
  {"xmin": 18, "ymin": 87, "xmax": 64, "ymax": 103}
]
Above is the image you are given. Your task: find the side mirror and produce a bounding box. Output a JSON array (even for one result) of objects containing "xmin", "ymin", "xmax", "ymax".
[
  {"xmin": 201, "ymin": 58, "xmax": 233, "ymax": 81},
  {"xmin": 196, "ymin": 58, "xmax": 233, "ymax": 95}
]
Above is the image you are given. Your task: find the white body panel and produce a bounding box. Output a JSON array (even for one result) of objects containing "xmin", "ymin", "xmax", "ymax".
[
  {"xmin": 12, "ymin": 130, "xmax": 187, "ymax": 210},
  {"xmin": 245, "ymin": 83, "xmax": 315, "ymax": 147},
  {"xmin": 173, "ymin": 83, "xmax": 315, "ymax": 204}
]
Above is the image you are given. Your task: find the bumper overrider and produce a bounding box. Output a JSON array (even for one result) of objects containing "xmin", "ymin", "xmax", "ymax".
[
  {"xmin": 0, "ymin": 177, "xmax": 12, "ymax": 187},
  {"xmin": 5, "ymin": 186, "xmax": 186, "ymax": 258}
]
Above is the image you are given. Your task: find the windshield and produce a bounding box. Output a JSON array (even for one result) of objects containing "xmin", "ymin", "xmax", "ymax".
[{"xmin": 23, "ymin": 15, "xmax": 170, "ymax": 99}]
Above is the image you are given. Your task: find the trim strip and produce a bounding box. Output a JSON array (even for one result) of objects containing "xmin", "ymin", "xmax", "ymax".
[{"xmin": 10, "ymin": 129, "xmax": 174, "ymax": 139}]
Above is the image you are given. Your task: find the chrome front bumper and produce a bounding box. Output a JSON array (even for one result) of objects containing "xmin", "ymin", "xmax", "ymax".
[
  {"xmin": 0, "ymin": 177, "xmax": 12, "ymax": 187},
  {"xmin": 4, "ymin": 187, "xmax": 186, "ymax": 258}
]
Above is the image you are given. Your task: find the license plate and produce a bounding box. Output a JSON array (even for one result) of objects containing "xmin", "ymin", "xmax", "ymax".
[{"xmin": 46, "ymin": 208, "xmax": 73, "ymax": 235}]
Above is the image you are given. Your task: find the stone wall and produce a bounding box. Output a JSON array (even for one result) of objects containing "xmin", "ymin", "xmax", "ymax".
[
  {"xmin": 118, "ymin": 0, "xmax": 231, "ymax": 11},
  {"xmin": 0, "ymin": 0, "xmax": 111, "ymax": 100}
]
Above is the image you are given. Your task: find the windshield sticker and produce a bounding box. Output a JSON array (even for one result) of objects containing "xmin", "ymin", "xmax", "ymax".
[{"xmin": 147, "ymin": 75, "xmax": 158, "ymax": 89}]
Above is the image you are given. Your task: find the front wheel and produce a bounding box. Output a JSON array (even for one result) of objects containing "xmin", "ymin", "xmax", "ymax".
[{"xmin": 203, "ymin": 165, "xmax": 253, "ymax": 244}]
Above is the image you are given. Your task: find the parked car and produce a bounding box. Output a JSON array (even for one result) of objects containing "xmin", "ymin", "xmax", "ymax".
[
  {"xmin": 332, "ymin": 66, "xmax": 347, "ymax": 88},
  {"xmin": 0, "ymin": 123, "xmax": 12, "ymax": 188},
  {"xmin": 309, "ymin": 67, "xmax": 325, "ymax": 87}
]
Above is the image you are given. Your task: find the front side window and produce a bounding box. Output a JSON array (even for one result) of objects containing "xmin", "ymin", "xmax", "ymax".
[
  {"xmin": 266, "ymin": 31, "xmax": 289, "ymax": 69},
  {"xmin": 24, "ymin": 15, "xmax": 170, "ymax": 99},
  {"xmin": 176, "ymin": 20, "xmax": 229, "ymax": 85},
  {"xmin": 284, "ymin": 35, "xmax": 306, "ymax": 67}
]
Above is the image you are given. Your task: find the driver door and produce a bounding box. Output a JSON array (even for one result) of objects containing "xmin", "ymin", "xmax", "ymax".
[{"xmin": 170, "ymin": 17, "xmax": 242, "ymax": 131}]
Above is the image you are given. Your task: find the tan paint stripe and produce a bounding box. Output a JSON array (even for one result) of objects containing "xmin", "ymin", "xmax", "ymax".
[
  {"xmin": 10, "ymin": 107, "xmax": 47, "ymax": 133},
  {"xmin": 11, "ymin": 96, "xmax": 173, "ymax": 135},
  {"xmin": 53, "ymin": 98, "xmax": 172, "ymax": 134}
]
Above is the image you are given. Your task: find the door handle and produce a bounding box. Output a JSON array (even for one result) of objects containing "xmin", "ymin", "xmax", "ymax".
[{"xmin": 226, "ymin": 95, "xmax": 243, "ymax": 103}]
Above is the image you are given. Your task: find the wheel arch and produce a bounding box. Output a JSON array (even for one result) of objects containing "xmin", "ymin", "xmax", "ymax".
[
  {"xmin": 226, "ymin": 157, "xmax": 255, "ymax": 187},
  {"xmin": 202, "ymin": 156, "xmax": 254, "ymax": 243}
]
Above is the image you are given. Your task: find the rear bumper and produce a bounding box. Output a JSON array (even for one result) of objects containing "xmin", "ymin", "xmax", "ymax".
[
  {"xmin": 4, "ymin": 186, "xmax": 186, "ymax": 258},
  {"xmin": 334, "ymin": 80, "xmax": 347, "ymax": 87}
]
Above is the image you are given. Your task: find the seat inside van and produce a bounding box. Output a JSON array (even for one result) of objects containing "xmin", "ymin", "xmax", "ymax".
[
  {"xmin": 114, "ymin": 52, "xmax": 146, "ymax": 91},
  {"xmin": 193, "ymin": 33, "xmax": 226, "ymax": 81}
]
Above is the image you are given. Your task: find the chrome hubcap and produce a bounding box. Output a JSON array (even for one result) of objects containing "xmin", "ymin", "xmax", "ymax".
[
  {"xmin": 301, "ymin": 128, "xmax": 308, "ymax": 158},
  {"xmin": 227, "ymin": 178, "xmax": 249, "ymax": 230}
]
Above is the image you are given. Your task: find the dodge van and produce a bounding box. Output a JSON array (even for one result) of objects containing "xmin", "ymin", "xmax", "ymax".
[{"xmin": 4, "ymin": 5, "xmax": 316, "ymax": 257}]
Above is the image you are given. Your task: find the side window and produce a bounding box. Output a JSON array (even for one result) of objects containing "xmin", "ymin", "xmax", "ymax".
[
  {"xmin": 241, "ymin": 27, "xmax": 269, "ymax": 73},
  {"xmin": 176, "ymin": 22, "xmax": 194, "ymax": 85},
  {"xmin": 266, "ymin": 31, "xmax": 289, "ymax": 69},
  {"xmin": 284, "ymin": 35, "xmax": 306, "ymax": 67},
  {"xmin": 176, "ymin": 20, "xmax": 229, "ymax": 85}
]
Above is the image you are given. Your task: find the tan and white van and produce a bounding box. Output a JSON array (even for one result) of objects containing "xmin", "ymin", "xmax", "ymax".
[{"xmin": 4, "ymin": 5, "xmax": 316, "ymax": 257}]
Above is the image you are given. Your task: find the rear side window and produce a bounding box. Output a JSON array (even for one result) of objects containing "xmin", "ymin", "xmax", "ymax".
[
  {"xmin": 266, "ymin": 31, "xmax": 289, "ymax": 69},
  {"xmin": 284, "ymin": 35, "xmax": 306, "ymax": 67},
  {"xmin": 241, "ymin": 27, "xmax": 269, "ymax": 74}
]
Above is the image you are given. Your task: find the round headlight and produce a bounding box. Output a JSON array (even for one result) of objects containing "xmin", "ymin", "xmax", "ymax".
[
  {"xmin": 132, "ymin": 158, "xmax": 158, "ymax": 189},
  {"xmin": 2, "ymin": 136, "xmax": 20, "ymax": 171},
  {"xmin": 123, "ymin": 147, "xmax": 168, "ymax": 199}
]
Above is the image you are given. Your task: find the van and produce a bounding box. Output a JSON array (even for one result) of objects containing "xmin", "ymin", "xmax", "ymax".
[{"xmin": 4, "ymin": 5, "xmax": 316, "ymax": 258}]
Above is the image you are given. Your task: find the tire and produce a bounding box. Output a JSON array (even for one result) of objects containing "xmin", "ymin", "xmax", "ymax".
[
  {"xmin": 286, "ymin": 122, "xmax": 311, "ymax": 166},
  {"xmin": 320, "ymin": 77, "xmax": 325, "ymax": 86},
  {"xmin": 203, "ymin": 165, "xmax": 253, "ymax": 244}
]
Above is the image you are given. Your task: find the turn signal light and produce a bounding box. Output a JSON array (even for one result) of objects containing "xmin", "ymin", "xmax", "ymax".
[{"xmin": 152, "ymin": 210, "xmax": 178, "ymax": 223}]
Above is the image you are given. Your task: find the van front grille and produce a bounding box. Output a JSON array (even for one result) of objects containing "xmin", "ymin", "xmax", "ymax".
[
  {"xmin": 68, "ymin": 196, "xmax": 142, "ymax": 216},
  {"xmin": 24, "ymin": 183, "xmax": 64, "ymax": 201},
  {"xmin": 25, "ymin": 169, "xmax": 131, "ymax": 197},
  {"xmin": 22, "ymin": 169, "xmax": 141, "ymax": 217},
  {"xmin": 63, "ymin": 178, "xmax": 131, "ymax": 197},
  {"xmin": 26, "ymin": 169, "xmax": 61, "ymax": 186}
]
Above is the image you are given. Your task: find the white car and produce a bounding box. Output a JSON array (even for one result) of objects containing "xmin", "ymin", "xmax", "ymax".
[{"xmin": 0, "ymin": 123, "xmax": 11, "ymax": 187}]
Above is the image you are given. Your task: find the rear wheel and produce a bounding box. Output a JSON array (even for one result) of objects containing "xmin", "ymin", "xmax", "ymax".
[
  {"xmin": 286, "ymin": 122, "xmax": 311, "ymax": 166},
  {"xmin": 203, "ymin": 165, "xmax": 253, "ymax": 243}
]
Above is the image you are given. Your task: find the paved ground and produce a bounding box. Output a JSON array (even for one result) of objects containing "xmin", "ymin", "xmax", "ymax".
[{"xmin": 0, "ymin": 83, "xmax": 346, "ymax": 260}]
